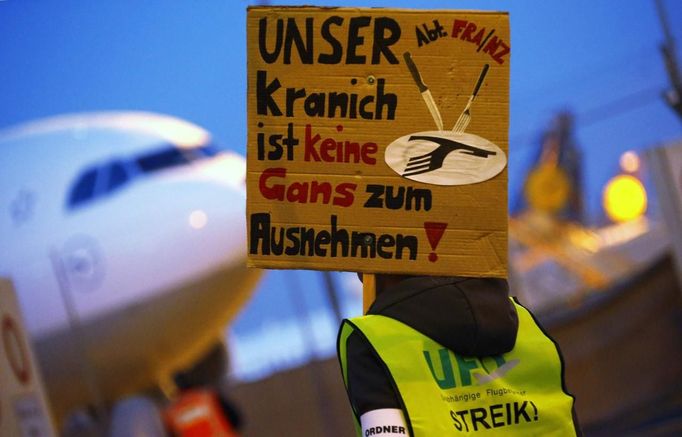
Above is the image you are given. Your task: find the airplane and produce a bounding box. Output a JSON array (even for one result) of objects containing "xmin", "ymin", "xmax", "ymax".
[{"xmin": 0, "ymin": 111, "xmax": 262, "ymax": 422}]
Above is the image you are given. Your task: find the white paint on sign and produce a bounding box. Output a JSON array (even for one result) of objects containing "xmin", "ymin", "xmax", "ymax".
[{"xmin": 384, "ymin": 131, "xmax": 506, "ymax": 186}]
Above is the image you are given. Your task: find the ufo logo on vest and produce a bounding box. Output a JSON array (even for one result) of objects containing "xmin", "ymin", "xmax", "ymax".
[{"xmin": 384, "ymin": 131, "xmax": 507, "ymax": 186}]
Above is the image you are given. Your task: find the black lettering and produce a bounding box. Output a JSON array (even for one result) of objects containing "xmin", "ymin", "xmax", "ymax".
[
  {"xmin": 282, "ymin": 123, "xmax": 298, "ymax": 160},
  {"xmin": 318, "ymin": 16, "xmax": 344, "ymax": 64},
  {"xmin": 347, "ymin": 17, "xmax": 371, "ymax": 64},
  {"xmin": 304, "ymin": 92, "xmax": 325, "ymax": 117},
  {"xmin": 283, "ymin": 17, "xmax": 313, "ymax": 64},
  {"xmin": 471, "ymin": 408, "xmax": 491, "ymax": 431},
  {"xmin": 257, "ymin": 130, "xmax": 265, "ymax": 160},
  {"xmin": 270, "ymin": 225, "xmax": 284, "ymax": 255},
  {"xmin": 451, "ymin": 410, "xmax": 463, "ymax": 431},
  {"xmin": 330, "ymin": 215, "xmax": 349, "ymax": 257},
  {"xmin": 363, "ymin": 185, "xmax": 431, "ymax": 211},
  {"xmin": 268, "ymin": 134, "xmax": 283, "ymax": 159},
  {"xmin": 257, "ymin": 70, "xmax": 282, "ymax": 116},
  {"xmin": 251, "ymin": 215, "xmax": 416, "ymax": 260},
  {"xmin": 490, "ymin": 404, "xmax": 505, "ymax": 428},
  {"xmin": 258, "ymin": 18, "xmax": 283, "ymax": 63},
  {"xmin": 372, "ymin": 17, "xmax": 400, "ymax": 64},
  {"xmin": 250, "ymin": 213, "xmax": 271, "ymax": 254},
  {"xmin": 351, "ymin": 232, "xmax": 375, "ymax": 258},
  {"xmin": 363, "ymin": 184, "xmax": 384, "ymax": 208},
  {"xmin": 384, "ymin": 185, "xmax": 405, "ymax": 209},
  {"xmin": 424, "ymin": 21, "xmax": 440, "ymax": 41},
  {"xmin": 514, "ymin": 401, "xmax": 531, "ymax": 424},
  {"xmin": 286, "ymin": 87, "xmax": 307, "ymax": 117},
  {"xmin": 300, "ymin": 227, "xmax": 315, "ymax": 256},
  {"xmin": 377, "ymin": 235, "xmax": 395, "ymax": 259},
  {"xmin": 375, "ymin": 79, "xmax": 397, "ymax": 120},
  {"xmin": 285, "ymin": 227, "xmax": 300, "ymax": 255},
  {"xmin": 405, "ymin": 187, "xmax": 432, "ymax": 211},
  {"xmin": 455, "ymin": 410, "xmax": 470, "ymax": 432},
  {"xmin": 328, "ymin": 92, "xmax": 349, "ymax": 118},
  {"xmin": 359, "ymin": 95, "xmax": 375, "ymax": 120},
  {"xmin": 315, "ymin": 230, "xmax": 330, "ymax": 256},
  {"xmin": 396, "ymin": 234, "xmax": 417, "ymax": 260},
  {"xmin": 416, "ymin": 26, "xmax": 430, "ymax": 47},
  {"xmin": 349, "ymin": 91, "xmax": 358, "ymax": 118}
]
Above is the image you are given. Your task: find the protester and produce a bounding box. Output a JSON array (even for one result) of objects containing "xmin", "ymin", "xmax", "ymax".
[
  {"xmin": 163, "ymin": 345, "xmax": 242, "ymax": 437},
  {"xmin": 338, "ymin": 274, "xmax": 581, "ymax": 436}
]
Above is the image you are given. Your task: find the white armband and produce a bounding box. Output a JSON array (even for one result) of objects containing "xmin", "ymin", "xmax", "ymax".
[{"xmin": 360, "ymin": 408, "xmax": 408, "ymax": 436}]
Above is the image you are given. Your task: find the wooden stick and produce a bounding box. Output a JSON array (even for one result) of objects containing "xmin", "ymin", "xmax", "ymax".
[{"xmin": 363, "ymin": 273, "xmax": 376, "ymax": 314}]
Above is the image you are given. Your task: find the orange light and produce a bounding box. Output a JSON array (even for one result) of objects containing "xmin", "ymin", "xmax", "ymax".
[
  {"xmin": 602, "ymin": 175, "xmax": 647, "ymax": 222},
  {"xmin": 619, "ymin": 151, "xmax": 640, "ymax": 173}
]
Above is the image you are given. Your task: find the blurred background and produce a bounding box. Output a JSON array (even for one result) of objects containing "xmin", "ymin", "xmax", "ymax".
[{"xmin": 1, "ymin": 0, "xmax": 682, "ymax": 436}]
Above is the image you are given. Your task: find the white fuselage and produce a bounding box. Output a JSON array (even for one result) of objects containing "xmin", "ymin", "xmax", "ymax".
[{"xmin": 0, "ymin": 112, "xmax": 261, "ymax": 420}]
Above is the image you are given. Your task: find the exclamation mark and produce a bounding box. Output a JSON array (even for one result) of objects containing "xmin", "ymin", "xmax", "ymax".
[
  {"xmin": 530, "ymin": 401, "xmax": 538, "ymax": 421},
  {"xmin": 424, "ymin": 222, "xmax": 448, "ymax": 262}
]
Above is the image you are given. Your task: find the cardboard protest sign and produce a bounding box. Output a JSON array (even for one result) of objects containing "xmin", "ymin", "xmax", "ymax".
[
  {"xmin": 247, "ymin": 7, "xmax": 509, "ymax": 277},
  {"xmin": 1, "ymin": 278, "xmax": 57, "ymax": 437}
]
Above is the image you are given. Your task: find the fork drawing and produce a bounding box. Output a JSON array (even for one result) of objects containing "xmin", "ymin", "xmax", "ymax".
[
  {"xmin": 452, "ymin": 63, "xmax": 490, "ymax": 133},
  {"xmin": 402, "ymin": 135, "xmax": 496, "ymax": 177}
]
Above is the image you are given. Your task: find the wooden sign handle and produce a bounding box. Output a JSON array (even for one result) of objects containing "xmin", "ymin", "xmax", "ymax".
[{"xmin": 362, "ymin": 273, "xmax": 376, "ymax": 314}]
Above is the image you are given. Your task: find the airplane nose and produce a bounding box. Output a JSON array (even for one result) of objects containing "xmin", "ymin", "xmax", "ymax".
[{"xmin": 181, "ymin": 165, "xmax": 248, "ymax": 268}]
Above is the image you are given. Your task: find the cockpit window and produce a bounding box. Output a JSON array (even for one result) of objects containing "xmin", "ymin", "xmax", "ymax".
[
  {"xmin": 135, "ymin": 144, "xmax": 218, "ymax": 174},
  {"xmin": 136, "ymin": 147, "xmax": 190, "ymax": 173},
  {"xmin": 107, "ymin": 161, "xmax": 129, "ymax": 192},
  {"xmin": 68, "ymin": 168, "xmax": 98, "ymax": 208},
  {"xmin": 66, "ymin": 143, "xmax": 220, "ymax": 211}
]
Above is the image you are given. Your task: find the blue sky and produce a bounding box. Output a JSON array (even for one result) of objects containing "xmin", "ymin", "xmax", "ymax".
[
  {"xmin": 2, "ymin": 0, "xmax": 680, "ymax": 221},
  {"xmin": 2, "ymin": 0, "xmax": 681, "ymax": 380}
]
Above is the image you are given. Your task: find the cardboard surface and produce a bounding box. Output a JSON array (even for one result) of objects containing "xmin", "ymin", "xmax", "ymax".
[
  {"xmin": 247, "ymin": 7, "xmax": 509, "ymax": 277},
  {"xmin": 0, "ymin": 278, "xmax": 57, "ymax": 437}
]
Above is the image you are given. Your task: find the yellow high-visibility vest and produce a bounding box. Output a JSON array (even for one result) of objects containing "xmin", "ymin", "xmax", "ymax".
[{"xmin": 338, "ymin": 299, "xmax": 577, "ymax": 436}]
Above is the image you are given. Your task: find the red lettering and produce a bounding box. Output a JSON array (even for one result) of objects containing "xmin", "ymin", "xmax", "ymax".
[
  {"xmin": 362, "ymin": 142, "xmax": 378, "ymax": 165},
  {"xmin": 492, "ymin": 41, "xmax": 510, "ymax": 64},
  {"xmin": 258, "ymin": 168, "xmax": 356, "ymax": 207},
  {"xmin": 310, "ymin": 181, "xmax": 332, "ymax": 204},
  {"xmin": 333, "ymin": 183, "xmax": 357, "ymax": 207},
  {"xmin": 320, "ymin": 138, "xmax": 336, "ymax": 161},
  {"xmin": 452, "ymin": 19, "xmax": 467, "ymax": 38},
  {"xmin": 343, "ymin": 141, "xmax": 360, "ymax": 163},
  {"xmin": 483, "ymin": 36, "xmax": 507, "ymax": 64},
  {"xmin": 451, "ymin": 19, "xmax": 509, "ymax": 65},
  {"xmin": 303, "ymin": 124, "xmax": 377, "ymax": 164},
  {"xmin": 305, "ymin": 124, "xmax": 321, "ymax": 161},
  {"xmin": 470, "ymin": 28, "xmax": 485, "ymax": 46},
  {"xmin": 259, "ymin": 168, "xmax": 286, "ymax": 200},
  {"xmin": 286, "ymin": 182, "xmax": 308, "ymax": 203},
  {"xmin": 461, "ymin": 22, "xmax": 477, "ymax": 42}
]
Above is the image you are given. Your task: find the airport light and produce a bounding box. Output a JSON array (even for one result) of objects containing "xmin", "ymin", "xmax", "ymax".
[
  {"xmin": 619, "ymin": 150, "xmax": 640, "ymax": 173},
  {"xmin": 602, "ymin": 174, "xmax": 647, "ymax": 222}
]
